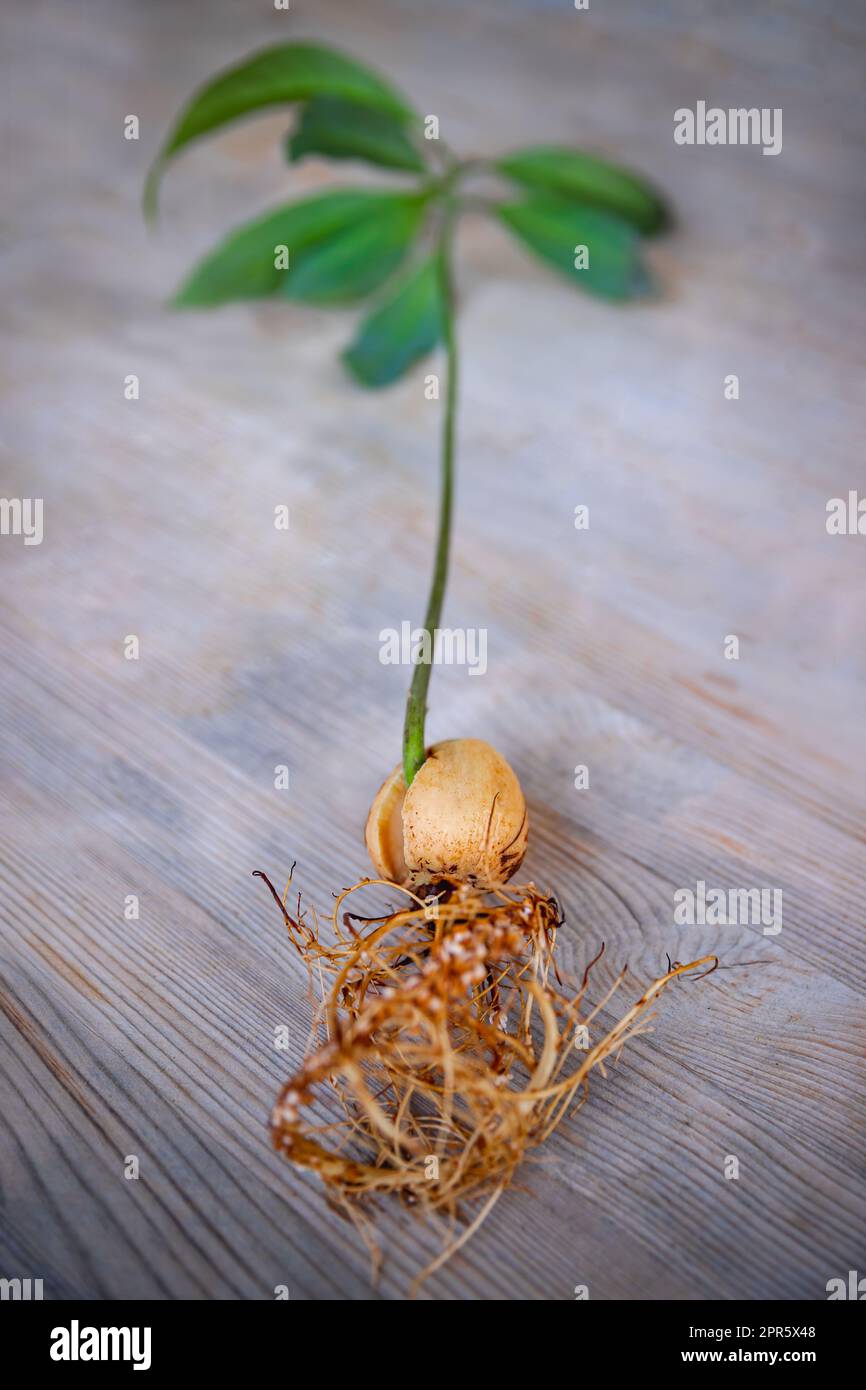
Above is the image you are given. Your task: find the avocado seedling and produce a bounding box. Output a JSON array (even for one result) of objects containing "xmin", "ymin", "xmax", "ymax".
[{"xmin": 149, "ymin": 42, "xmax": 708, "ymax": 1286}]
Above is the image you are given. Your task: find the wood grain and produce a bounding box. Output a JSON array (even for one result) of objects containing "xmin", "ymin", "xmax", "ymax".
[{"xmin": 1, "ymin": 0, "xmax": 864, "ymax": 1299}]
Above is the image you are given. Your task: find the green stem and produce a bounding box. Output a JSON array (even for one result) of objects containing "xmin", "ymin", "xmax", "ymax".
[{"xmin": 402, "ymin": 202, "xmax": 459, "ymax": 786}]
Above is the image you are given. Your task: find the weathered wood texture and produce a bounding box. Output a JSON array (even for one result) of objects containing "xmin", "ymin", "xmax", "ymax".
[{"xmin": 1, "ymin": 0, "xmax": 864, "ymax": 1300}]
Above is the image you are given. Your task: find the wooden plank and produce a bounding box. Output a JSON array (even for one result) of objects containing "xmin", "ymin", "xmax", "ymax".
[{"xmin": 1, "ymin": 0, "xmax": 864, "ymax": 1299}]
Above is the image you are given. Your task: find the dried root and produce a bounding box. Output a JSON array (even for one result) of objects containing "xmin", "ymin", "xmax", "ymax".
[{"xmin": 255, "ymin": 869, "xmax": 716, "ymax": 1286}]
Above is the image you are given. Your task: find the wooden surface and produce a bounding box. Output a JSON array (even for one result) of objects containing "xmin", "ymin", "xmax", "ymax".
[{"xmin": 1, "ymin": 0, "xmax": 865, "ymax": 1300}]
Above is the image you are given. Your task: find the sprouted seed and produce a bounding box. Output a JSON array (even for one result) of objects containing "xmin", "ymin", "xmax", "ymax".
[{"xmin": 254, "ymin": 868, "xmax": 717, "ymax": 1290}]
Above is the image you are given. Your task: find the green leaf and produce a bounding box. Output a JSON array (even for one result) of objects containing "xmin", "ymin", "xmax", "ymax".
[
  {"xmin": 283, "ymin": 194, "xmax": 427, "ymax": 304},
  {"xmin": 496, "ymin": 146, "xmax": 670, "ymax": 235},
  {"xmin": 343, "ymin": 256, "xmax": 444, "ymax": 387},
  {"xmin": 286, "ymin": 96, "xmax": 425, "ymax": 173},
  {"xmin": 496, "ymin": 196, "xmax": 651, "ymax": 301},
  {"xmin": 145, "ymin": 43, "xmax": 416, "ymax": 218},
  {"xmin": 173, "ymin": 190, "xmax": 427, "ymax": 308}
]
